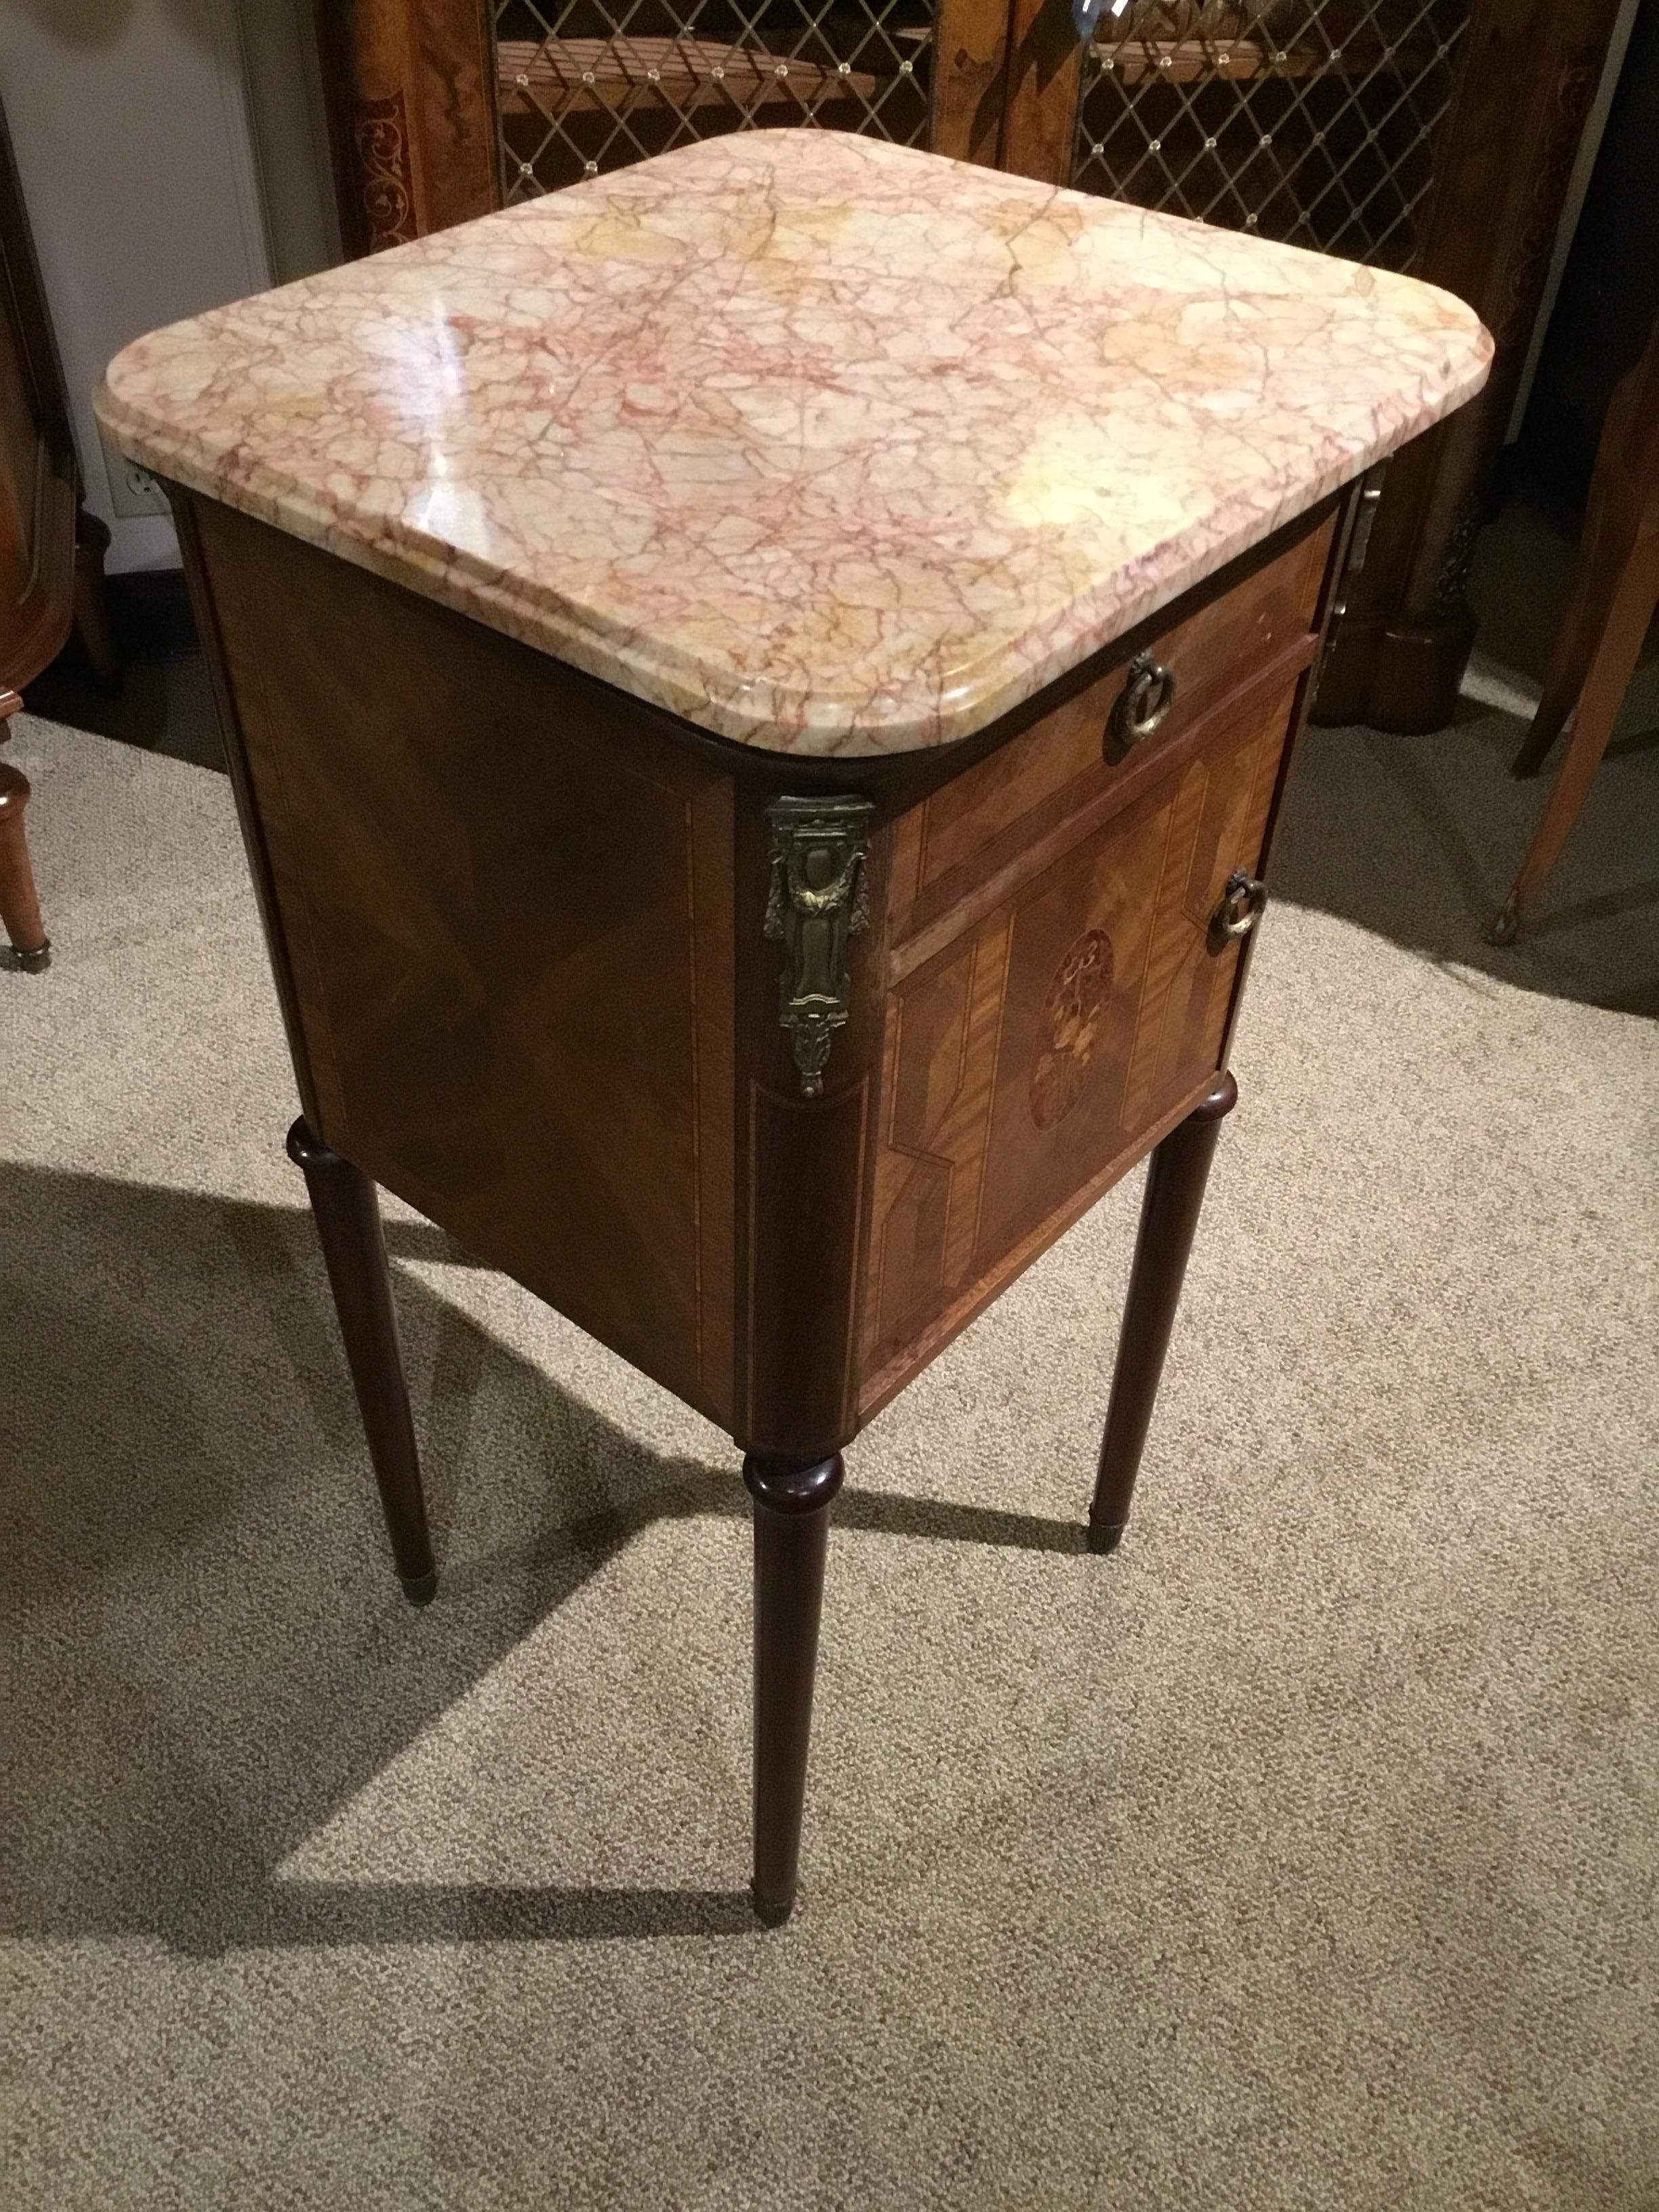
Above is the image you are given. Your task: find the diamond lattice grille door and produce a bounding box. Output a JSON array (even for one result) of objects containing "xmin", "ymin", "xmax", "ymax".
[
  {"xmin": 495, "ymin": 0, "xmax": 947, "ymax": 198},
  {"xmin": 1070, "ymin": 1, "xmax": 1470, "ymax": 271}
]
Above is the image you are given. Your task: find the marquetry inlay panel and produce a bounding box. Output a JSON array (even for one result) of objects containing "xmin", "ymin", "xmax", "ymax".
[
  {"xmin": 1031, "ymin": 927, "xmax": 1116, "ymax": 1131},
  {"xmin": 863, "ymin": 672, "xmax": 1295, "ymax": 1384}
]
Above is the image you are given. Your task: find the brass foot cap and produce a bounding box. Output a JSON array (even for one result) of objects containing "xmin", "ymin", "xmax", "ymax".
[
  {"xmin": 1087, "ymin": 1520, "xmax": 1125, "ymax": 1556},
  {"xmin": 401, "ymin": 1571, "xmax": 438, "ymax": 1607},
  {"xmin": 7, "ymin": 941, "xmax": 50, "ymax": 973},
  {"xmin": 1486, "ymin": 903, "xmax": 1519, "ymax": 948},
  {"xmin": 751, "ymin": 1887, "xmax": 794, "ymax": 1929}
]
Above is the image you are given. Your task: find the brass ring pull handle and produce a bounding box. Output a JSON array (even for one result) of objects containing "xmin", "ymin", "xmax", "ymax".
[
  {"xmin": 1212, "ymin": 869, "xmax": 1267, "ymax": 941},
  {"xmin": 1110, "ymin": 652, "xmax": 1178, "ymax": 749}
]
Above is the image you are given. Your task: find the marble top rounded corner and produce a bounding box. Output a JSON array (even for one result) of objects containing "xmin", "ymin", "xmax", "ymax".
[{"xmin": 98, "ymin": 131, "xmax": 1492, "ymax": 759}]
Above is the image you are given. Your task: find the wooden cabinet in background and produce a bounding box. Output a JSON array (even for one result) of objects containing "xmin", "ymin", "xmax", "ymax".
[
  {"xmin": 0, "ymin": 94, "xmax": 117, "ymax": 972},
  {"xmin": 312, "ymin": 0, "xmax": 1620, "ymax": 741}
]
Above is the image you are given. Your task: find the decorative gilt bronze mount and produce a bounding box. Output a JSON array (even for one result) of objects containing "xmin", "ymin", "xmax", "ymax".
[{"xmin": 763, "ymin": 794, "xmax": 873, "ymax": 1097}]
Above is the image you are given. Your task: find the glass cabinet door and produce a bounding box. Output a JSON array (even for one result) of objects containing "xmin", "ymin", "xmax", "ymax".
[
  {"xmin": 1008, "ymin": 0, "xmax": 1471, "ymax": 274},
  {"xmin": 493, "ymin": 0, "xmax": 997, "ymax": 199}
]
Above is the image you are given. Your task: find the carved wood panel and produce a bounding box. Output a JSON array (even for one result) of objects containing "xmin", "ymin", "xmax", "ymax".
[{"xmin": 863, "ymin": 670, "xmax": 1294, "ymax": 1391}]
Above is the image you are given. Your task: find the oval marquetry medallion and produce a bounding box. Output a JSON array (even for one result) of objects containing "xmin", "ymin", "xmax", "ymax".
[{"xmin": 1029, "ymin": 927, "xmax": 1114, "ymax": 1130}]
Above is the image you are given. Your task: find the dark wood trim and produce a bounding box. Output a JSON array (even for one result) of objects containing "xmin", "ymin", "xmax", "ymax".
[
  {"xmin": 168, "ymin": 491, "xmax": 327, "ymax": 1127},
  {"xmin": 1, "ymin": 470, "xmax": 77, "ymax": 694},
  {"xmin": 0, "ymin": 83, "xmax": 126, "ymax": 954}
]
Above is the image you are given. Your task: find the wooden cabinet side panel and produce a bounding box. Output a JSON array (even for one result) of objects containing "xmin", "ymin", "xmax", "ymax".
[
  {"xmin": 190, "ymin": 499, "xmax": 736, "ymax": 1427},
  {"xmin": 176, "ymin": 496, "xmax": 339, "ymax": 1134}
]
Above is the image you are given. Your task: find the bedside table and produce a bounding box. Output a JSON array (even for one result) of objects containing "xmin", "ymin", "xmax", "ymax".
[{"xmin": 100, "ymin": 132, "xmax": 1489, "ymax": 1922}]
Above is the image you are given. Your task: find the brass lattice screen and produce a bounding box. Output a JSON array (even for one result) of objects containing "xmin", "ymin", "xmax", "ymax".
[
  {"xmin": 495, "ymin": 0, "xmax": 935, "ymax": 198},
  {"xmin": 1073, "ymin": 1, "xmax": 1468, "ymax": 270}
]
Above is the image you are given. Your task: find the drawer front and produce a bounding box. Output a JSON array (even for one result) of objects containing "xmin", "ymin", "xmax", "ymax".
[
  {"xmin": 888, "ymin": 510, "xmax": 1333, "ymax": 947},
  {"xmin": 861, "ymin": 665, "xmax": 1297, "ymax": 1399}
]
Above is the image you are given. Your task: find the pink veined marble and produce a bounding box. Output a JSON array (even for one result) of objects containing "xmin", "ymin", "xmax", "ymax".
[{"xmin": 98, "ymin": 131, "xmax": 1491, "ymax": 758}]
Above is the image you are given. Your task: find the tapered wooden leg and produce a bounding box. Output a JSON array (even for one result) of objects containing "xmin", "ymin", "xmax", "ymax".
[
  {"xmin": 286, "ymin": 1118, "xmax": 436, "ymax": 1603},
  {"xmin": 0, "ymin": 758, "xmax": 49, "ymax": 972},
  {"xmin": 744, "ymin": 1450, "xmax": 844, "ymax": 1925},
  {"xmin": 1088, "ymin": 1071, "xmax": 1238, "ymax": 1554},
  {"xmin": 1510, "ymin": 497, "xmax": 1635, "ymax": 780},
  {"xmin": 1491, "ymin": 539, "xmax": 1659, "ymax": 945}
]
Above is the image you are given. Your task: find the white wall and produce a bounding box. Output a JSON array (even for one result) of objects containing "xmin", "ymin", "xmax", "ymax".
[
  {"xmin": 238, "ymin": 0, "xmax": 344, "ymax": 287},
  {"xmin": 0, "ymin": 0, "xmax": 339, "ymax": 573}
]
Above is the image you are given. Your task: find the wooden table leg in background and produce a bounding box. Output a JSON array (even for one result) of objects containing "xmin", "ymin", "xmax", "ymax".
[
  {"xmin": 0, "ymin": 760, "xmax": 49, "ymax": 971},
  {"xmin": 744, "ymin": 1450, "xmax": 845, "ymax": 1925},
  {"xmin": 1491, "ymin": 534, "xmax": 1659, "ymax": 945},
  {"xmin": 1089, "ymin": 1070, "xmax": 1240, "ymax": 1554},
  {"xmin": 0, "ymin": 689, "xmax": 49, "ymax": 972},
  {"xmin": 287, "ymin": 1118, "xmax": 438, "ymax": 1603}
]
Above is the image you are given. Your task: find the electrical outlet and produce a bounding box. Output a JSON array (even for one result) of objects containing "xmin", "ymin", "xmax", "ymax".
[{"xmin": 98, "ymin": 422, "xmax": 170, "ymax": 518}]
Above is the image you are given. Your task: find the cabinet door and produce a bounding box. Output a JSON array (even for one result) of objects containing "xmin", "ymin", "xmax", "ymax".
[
  {"xmin": 325, "ymin": 0, "xmax": 1017, "ymax": 249},
  {"xmin": 494, "ymin": 0, "xmax": 1012, "ymax": 199},
  {"xmin": 1002, "ymin": 0, "xmax": 1473, "ymax": 279},
  {"xmin": 993, "ymin": 0, "xmax": 1625, "ymax": 738},
  {"xmin": 859, "ymin": 663, "xmax": 1297, "ymax": 1409}
]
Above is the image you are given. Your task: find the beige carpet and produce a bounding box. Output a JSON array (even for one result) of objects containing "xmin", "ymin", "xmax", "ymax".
[{"xmin": 2, "ymin": 687, "xmax": 1656, "ymax": 2211}]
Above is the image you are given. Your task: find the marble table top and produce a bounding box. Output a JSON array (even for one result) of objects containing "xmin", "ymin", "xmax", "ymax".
[{"xmin": 99, "ymin": 134, "xmax": 1490, "ymax": 758}]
